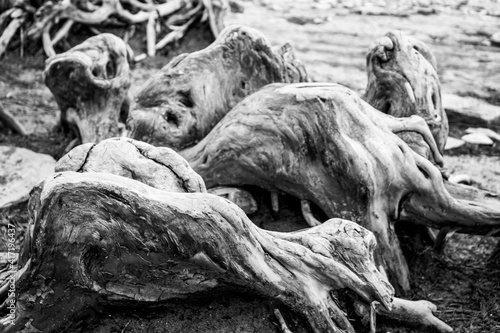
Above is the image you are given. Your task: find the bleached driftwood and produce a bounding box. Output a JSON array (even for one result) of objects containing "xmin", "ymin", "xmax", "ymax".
[
  {"xmin": 126, "ymin": 25, "xmax": 308, "ymax": 150},
  {"xmin": 363, "ymin": 31, "xmax": 448, "ymax": 161},
  {"xmin": 364, "ymin": 31, "xmax": 448, "ymax": 155},
  {"xmin": 43, "ymin": 33, "xmax": 132, "ymax": 144},
  {"xmin": 0, "ymin": 144, "xmax": 450, "ymax": 333},
  {"xmin": 180, "ymin": 83, "xmax": 500, "ymax": 292}
]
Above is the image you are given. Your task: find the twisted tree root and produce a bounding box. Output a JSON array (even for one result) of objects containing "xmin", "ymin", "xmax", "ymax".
[
  {"xmin": 0, "ymin": 171, "xmax": 393, "ymax": 333},
  {"xmin": 180, "ymin": 82, "xmax": 500, "ymax": 292}
]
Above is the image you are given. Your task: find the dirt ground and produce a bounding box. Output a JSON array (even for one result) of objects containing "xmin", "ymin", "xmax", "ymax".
[{"xmin": 1, "ymin": 0, "xmax": 500, "ymax": 332}]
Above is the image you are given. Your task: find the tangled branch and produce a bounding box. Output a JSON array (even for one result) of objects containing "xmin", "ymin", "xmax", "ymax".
[{"xmin": 0, "ymin": 0, "xmax": 228, "ymax": 59}]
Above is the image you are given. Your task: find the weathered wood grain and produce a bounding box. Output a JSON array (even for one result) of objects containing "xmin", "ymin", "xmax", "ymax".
[
  {"xmin": 43, "ymin": 33, "xmax": 132, "ymax": 144},
  {"xmin": 180, "ymin": 82, "xmax": 500, "ymax": 291},
  {"xmin": 126, "ymin": 25, "xmax": 308, "ymax": 150}
]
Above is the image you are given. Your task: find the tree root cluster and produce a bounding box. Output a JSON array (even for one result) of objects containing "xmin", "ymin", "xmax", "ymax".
[{"xmin": 0, "ymin": 0, "xmax": 228, "ymax": 60}]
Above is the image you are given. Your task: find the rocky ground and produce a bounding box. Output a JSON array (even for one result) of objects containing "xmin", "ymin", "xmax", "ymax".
[{"xmin": 1, "ymin": 0, "xmax": 500, "ymax": 332}]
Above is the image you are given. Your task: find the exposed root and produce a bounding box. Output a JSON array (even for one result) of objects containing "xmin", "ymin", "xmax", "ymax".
[
  {"xmin": 273, "ymin": 308, "xmax": 293, "ymax": 333},
  {"xmin": 376, "ymin": 298, "xmax": 453, "ymax": 333},
  {"xmin": 51, "ymin": 19, "xmax": 74, "ymax": 47},
  {"xmin": 433, "ymin": 227, "xmax": 459, "ymax": 253},
  {"xmin": 448, "ymin": 174, "xmax": 471, "ymax": 185},
  {"xmin": 387, "ymin": 115, "xmax": 444, "ymax": 166},
  {"xmin": 301, "ymin": 200, "xmax": 322, "ymax": 227},
  {"xmin": 0, "ymin": 9, "xmax": 25, "ymax": 58},
  {"xmin": 0, "ymin": 0, "xmax": 228, "ymax": 59},
  {"xmin": 271, "ymin": 191, "xmax": 279, "ymax": 213}
]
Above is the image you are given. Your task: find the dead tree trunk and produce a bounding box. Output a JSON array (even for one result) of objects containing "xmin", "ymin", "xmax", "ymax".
[
  {"xmin": 179, "ymin": 83, "xmax": 500, "ymax": 292},
  {"xmin": 126, "ymin": 25, "xmax": 308, "ymax": 150},
  {"xmin": 43, "ymin": 33, "xmax": 132, "ymax": 144}
]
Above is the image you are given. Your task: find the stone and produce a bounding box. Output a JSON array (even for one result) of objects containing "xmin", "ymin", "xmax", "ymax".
[
  {"xmin": 443, "ymin": 94, "xmax": 500, "ymax": 129},
  {"xmin": 490, "ymin": 31, "xmax": 500, "ymax": 47},
  {"xmin": 465, "ymin": 127, "xmax": 500, "ymax": 141},
  {"xmin": 461, "ymin": 133, "xmax": 494, "ymax": 145},
  {"xmin": 444, "ymin": 137, "xmax": 465, "ymax": 150},
  {"xmin": 0, "ymin": 146, "xmax": 55, "ymax": 209}
]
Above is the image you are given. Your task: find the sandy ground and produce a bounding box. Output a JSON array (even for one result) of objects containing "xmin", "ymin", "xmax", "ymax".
[{"xmin": 1, "ymin": 0, "xmax": 500, "ymax": 332}]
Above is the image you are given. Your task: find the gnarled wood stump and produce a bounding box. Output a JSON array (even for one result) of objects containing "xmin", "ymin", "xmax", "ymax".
[
  {"xmin": 0, "ymin": 142, "xmax": 452, "ymax": 333},
  {"xmin": 364, "ymin": 31, "xmax": 448, "ymax": 155},
  {"xmin": 126, "ymin": 24, "xmax": 308, "ymax": 150},
  {"xmin": 0, "ymin": 171, "xmax": 395, "ymax": 333},
  {"xmin": 43, "ymin": 33, "xmax": 132, "ymax": 144},
  {"xmin": 180, "ymin": 83, "xmax": 500, "ymax": 292}
]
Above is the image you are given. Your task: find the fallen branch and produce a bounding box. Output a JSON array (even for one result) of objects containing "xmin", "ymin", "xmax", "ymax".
[{"xmin": 0, "ymin": 101, "xmax": 27, "ymax": 135}]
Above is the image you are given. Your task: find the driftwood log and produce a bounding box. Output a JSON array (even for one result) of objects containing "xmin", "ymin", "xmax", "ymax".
[
  {"xmin": 364, "ymin": 31, "xmax": 448, "ymax": 155},
  {"xmin": 179, "ymin": 83, "xmax": 500, "ymax": 292},
  {"xmin": 0, "ymin": 141, "xmax": 452, "ymax": 333},
  {"xmin": 126, "ymin": 24, "xmax": 308, "ymax": 150},
  {"xmin": 43, "ymin": 33, "xmax": 132, "ymax": 144}
]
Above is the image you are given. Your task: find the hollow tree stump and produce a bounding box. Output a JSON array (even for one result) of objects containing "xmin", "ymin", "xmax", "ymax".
[
  {"xmin": 126, "ymin": 24, "xmax": 308, "ymax": 150},
  {"xmin": 43, "ymin": 33, "xmax": 132, "ymax": 144}
]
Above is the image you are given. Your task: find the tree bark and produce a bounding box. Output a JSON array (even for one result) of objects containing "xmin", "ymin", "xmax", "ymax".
[
  {"xmin": 126, "ymin": 25, "xmax": 308, "ymax": 150},
  {"xmin": 43, "ymin": 33, "xmax": 132, "ymax": 143}
]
